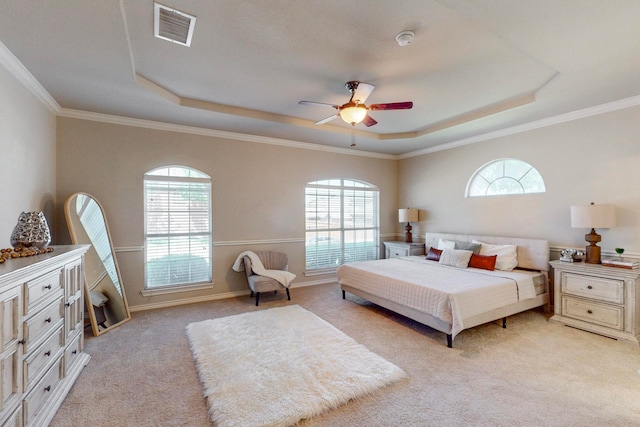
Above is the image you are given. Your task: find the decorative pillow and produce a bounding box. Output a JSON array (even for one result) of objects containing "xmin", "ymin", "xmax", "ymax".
[
  {"xmin": 472, "ymin": 240, "xmax": 518, "ymax": 271},
  {"xmin": 438, "ymin": 249, "xmax": 473, "ymax": 268},
  {"xmin": 426, "ymin": 247, "xmax": 442, "ymax": 261},
  {"xmin": 437, "ymin": 238, "xmax": 455, "ymax": 250},
  {"xmin": 453, "ymin": 240, "xmax": 482, "ymax": 254},
  {"xmin": 468, "ymin": 253, "xmax": 497, "ymax": 271}
]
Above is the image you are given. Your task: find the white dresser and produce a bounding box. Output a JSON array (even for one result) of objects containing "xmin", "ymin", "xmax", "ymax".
[
  {"xmin": 550, "ymin": 260, "xmax": 640, "ymax": 345},
  {"xmin": 0, "ymin": 245, "xmax": 90, "ymax": 427},
  {"xmin": 383, "ymin": 241, "xmax": 426, "ymax": 259}
]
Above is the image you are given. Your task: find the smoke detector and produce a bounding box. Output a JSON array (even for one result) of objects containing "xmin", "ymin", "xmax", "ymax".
[{"xmin": 395, "ymin": 30, "xmax": 415, "ymax": 47}]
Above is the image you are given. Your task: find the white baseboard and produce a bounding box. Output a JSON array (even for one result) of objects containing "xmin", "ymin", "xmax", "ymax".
[{"xmin": 128, "ymin": 279, "xmax": 336, "ymax": 312}]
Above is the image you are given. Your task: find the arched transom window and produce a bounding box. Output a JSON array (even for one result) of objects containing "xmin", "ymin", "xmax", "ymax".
[{"xmin": 466, "ymin": 158, "xmax": 546, "ymax": 197}]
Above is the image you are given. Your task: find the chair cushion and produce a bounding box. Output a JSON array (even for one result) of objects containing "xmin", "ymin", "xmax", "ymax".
[{"xmin": 247, "ymin": 275, "xmax": 284, "ymax": 293}]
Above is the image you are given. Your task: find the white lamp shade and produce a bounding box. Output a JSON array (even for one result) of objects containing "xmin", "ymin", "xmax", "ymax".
[
  {"xmin": 571, "ymin": 204, "xmax": 616, "ymax": 229},
  {"xmin": 399, "ymin": 208, "xmax": 419, "ymax": 223}
]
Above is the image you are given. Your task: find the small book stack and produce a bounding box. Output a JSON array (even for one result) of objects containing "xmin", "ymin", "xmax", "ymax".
[{"xmin": 601, "ymin": 259, "xmax": 639, "ymax": 269}]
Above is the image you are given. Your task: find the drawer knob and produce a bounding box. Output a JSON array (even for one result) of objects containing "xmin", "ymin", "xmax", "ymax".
[
  {"xmin": 587, "ymin": 285, "xmax": 593, "ymax": 290},
  {"xmin": 44, "ymin": 385, "xmax": 51, "ymax": 392},
  {"xmin": 587, "ymin": 309, "xmax": 593, "ymax": 314},
  {"xmin": 45, "ymin": 317, "xmax": 52, "ymax": 323},
  {"xmin": 72, "ymin": 350, "xmax": 78, "ymax": 355},
  {"xmin": 45, "ymin": 350, "xmax": 51, "ymax": 356},
  {"xmin": 44, "ymin": 285, "xmax": 52, "ymax": 290},
  {"xmin": 18, "ymin": 339, "xmax": 26, "ymax": 345},
  {"xmin": 65, "ymin": 302, "xmax": 71, "ymax": 307}
]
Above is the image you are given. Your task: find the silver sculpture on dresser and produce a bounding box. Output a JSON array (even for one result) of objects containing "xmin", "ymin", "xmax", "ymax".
[{"xmin": 9, "ymin": 211, "xmax": 51, "ymax": 248}]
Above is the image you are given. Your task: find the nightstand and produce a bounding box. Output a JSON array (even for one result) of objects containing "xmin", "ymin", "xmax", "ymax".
[
  {"xmin": 549, "ymin": 260, "xmax": 640, "ymax": 345},
  {"xmin": 383, "ymin": 241, "xmax": 425, "ymax": 259}
]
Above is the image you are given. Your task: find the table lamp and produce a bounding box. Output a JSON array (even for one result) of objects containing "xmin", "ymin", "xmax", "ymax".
[
  {"xmin": 398, "ymin": 208, "xmax": 419, "ymax": 243},
  {"xmin": 570, "ymin": 203, "xmax": 616, "ymax": 264}
]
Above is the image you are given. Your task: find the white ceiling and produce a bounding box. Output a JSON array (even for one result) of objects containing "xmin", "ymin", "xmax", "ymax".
[{"xmin": 1, "ymin": 0, "xmax": 639, "ymax": 155}]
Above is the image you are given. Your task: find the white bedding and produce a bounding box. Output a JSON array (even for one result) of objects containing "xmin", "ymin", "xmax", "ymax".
[{"xmin": 337, "ymin": 256, "xmax": 540, "ymax": 338}]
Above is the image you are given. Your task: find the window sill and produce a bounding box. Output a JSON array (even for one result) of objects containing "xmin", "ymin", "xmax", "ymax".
[
  {"xmin": 304, "ymin": 268, "xmax": 338, "ymax": 277},
  {"xmin": 141, "ymin": 282, "xmax": 214, "ymax": 297}
]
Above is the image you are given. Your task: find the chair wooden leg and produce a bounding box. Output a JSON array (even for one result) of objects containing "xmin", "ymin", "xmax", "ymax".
[
  {"xmin": 286, "ymin": 288, "xmax": 291, "ymax": 300},
  {"xmin": 255, "ymin": 292, "xmax": 260, "ymax": 306},
  {"xmin": 250, "ymin": 290, "xmax": 254, "ymax": 297}
]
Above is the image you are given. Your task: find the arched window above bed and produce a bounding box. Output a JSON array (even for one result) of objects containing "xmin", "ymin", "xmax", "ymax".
[{"xmin": 466, "ymin": 158, "xmax": 546, "ymax": 197}]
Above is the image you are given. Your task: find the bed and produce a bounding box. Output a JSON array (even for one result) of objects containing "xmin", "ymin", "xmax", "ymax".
[{"xmin": 338, "ymin": 232, "xmax": 550, "ymax": 347}]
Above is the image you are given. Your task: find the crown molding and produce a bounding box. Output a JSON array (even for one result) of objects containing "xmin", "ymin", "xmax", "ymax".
[
  {"xmin": 0, "ymin": 41, "xmax": 60, "ymax": 113},
  {"xmin": 57, "ymin": 108, "xmax": 397, "ymax": 159},
  {"xmin": 399, "ymin": 94, "xmax": 640, "ymax": 159}
]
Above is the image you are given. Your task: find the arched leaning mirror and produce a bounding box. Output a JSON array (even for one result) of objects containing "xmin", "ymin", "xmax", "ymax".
[{"xmin": 65, "ymin": 192, "xmax": 131, "ymax": 336}]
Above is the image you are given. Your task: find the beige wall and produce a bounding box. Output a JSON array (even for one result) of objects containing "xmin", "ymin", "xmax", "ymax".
[
  {"xmin": 0, "ymin": 66, "xmax": 56, "ymax": 247},
  {"xmin": 55, "ymin": 118, "xmax": 398, "ymax": 309},
  {"xmin": 399, "ymin": 105, "xmax": 640, "ymax": 255}
]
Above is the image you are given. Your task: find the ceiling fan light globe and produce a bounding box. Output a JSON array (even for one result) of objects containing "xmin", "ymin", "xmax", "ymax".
[{"xmin": 339, "ymin": 104, "xmax": 368, "ymax": 125}]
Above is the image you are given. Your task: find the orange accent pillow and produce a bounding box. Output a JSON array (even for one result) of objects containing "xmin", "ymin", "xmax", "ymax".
[
  {"xmin": 426, "ymin": 247, "xmax": 442, "ymax": 261},
  {"xmin": 468, "ymin": 253, "xmax": 497, "ymax": 271}
]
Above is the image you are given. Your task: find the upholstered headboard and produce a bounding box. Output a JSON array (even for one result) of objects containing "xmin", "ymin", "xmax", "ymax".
[{"xmin": 424, "ymin": 232, "xmax": 550, "ymax": 272}]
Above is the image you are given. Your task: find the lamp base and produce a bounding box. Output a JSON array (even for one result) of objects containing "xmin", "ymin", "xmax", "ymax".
[
  {"xmin": 585, "ymin": 228, "xmax": 602, "ymax": 264},
  {"xmin": 404, "ymin": 222, "xmax": 413, "ymax": 243}
]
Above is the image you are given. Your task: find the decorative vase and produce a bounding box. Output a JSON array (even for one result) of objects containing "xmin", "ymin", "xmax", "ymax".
[{"xmin": 10, "ymin": 211, "xmax": 51, "ymax": 248}]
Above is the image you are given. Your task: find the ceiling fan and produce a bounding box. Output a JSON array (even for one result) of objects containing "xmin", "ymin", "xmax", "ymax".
[{"xmin": 299, "ymin": 81, "xmax": 413, "ymax": 127}]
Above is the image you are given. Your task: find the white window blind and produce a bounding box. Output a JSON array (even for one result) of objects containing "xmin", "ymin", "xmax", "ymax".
[
  {"xmin": 305, "ymin": 179, "xmax": 379, "ymax": 270},
  {"xmin": 144, "ymin": 166, "xmax": 211, "ymax": 288}
]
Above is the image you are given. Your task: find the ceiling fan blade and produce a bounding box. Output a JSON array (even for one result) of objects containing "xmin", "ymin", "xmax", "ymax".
[
  {"xmin": 369, "ymin": 101, "xmax": 413, "ymax": 110},
  {"xmin": 315, "ymin": 113, "xmax": 339, "ymax": 125},
  {"xmin": 351, "ymin": 82, "xmax": 375, "ymax": 104},
  {"xmin": 362, "ymin": 114, "xmax": 377, "ymax": 127},
  {"xmin": 299, "ymin": 101, "xmax": 339, "ymax": 108}
]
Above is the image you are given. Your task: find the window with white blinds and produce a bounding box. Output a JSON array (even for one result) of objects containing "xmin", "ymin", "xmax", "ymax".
[
  {"xmin": 305, "ymin": 179, "xmax": 379, "ymax": 271},
  {"xmin": 144, "ymin": 166, "xmax": 211, "ymax": 289}
]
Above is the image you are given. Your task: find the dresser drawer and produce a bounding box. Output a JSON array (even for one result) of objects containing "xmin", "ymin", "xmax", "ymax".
[
  {"xmin": 22, "ymin": 357, "xmax": 62, "ymax": 425},
  {"xmin": 63, "ymin": 333, "xmax": 83, "ymax": 376},
  {"xmin": 23, "ymin": 298, "xmax": 64, "ymax": 354},
  {"xmin": 23, "ymin": 326, "xmax": 64, "ymax": 391},
  {"xmin": 23, "ymin": 270, "xmax": 62, "ymax": 316},
  {"xmin": 561, "ymin": 296, "xmax": 624, "ymax": 330},
  {"xmin": 562, "ymin": 273, "xmax": 624, "ymax": 304}
]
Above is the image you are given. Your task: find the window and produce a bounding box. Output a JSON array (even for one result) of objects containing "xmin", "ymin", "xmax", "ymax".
[
  {"xmin": 466, "ymin": 158, "xmax": 546, "ymax": 197},
  {"xmin": 305, "ymin": 179, "xmax": 379, "ymax": 271},
  {"xmin": 144, "ymin": 166, "xmax": 211, "ymax": 289}
]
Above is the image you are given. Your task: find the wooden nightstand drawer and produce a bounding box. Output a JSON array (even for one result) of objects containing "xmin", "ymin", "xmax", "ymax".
[
  {"xmin": 562, "ymin": 273, "xmax": 624, "ymax": 304},
  {"xmin": 561, "ymin": 296, "xmax": 624, "ymax": 330},
  {"xmin": 384, "ymin": 242, "xmax": 425, "ymax": 259}
]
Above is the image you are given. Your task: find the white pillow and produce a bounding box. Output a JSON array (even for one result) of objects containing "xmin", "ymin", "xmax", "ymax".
[
  {"xmin": 472, "ymin": 240, "xmax": 518, "ymax": 271},
  {"xmin": 438, "ymin": 249, "xmax": 473, "ymax": 268},
  {"xmin": 437, "ymin": 238, "xmax": 455, "ymax": 250}
]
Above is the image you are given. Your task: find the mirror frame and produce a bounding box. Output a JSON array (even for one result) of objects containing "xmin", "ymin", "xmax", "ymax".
[{"xmin": 64, "ymin": 192, "xmax": 131, "ymax": 336}]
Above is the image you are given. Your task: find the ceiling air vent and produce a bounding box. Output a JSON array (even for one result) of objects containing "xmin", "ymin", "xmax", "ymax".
[{"xmin": 154, "ymin": 3, "xmax": 196, "ymax": 47}]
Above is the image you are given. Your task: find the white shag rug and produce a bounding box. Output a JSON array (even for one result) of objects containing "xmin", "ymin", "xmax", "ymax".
[{"xmin": 185, "ymin": 304, "xmax": 407, "ymax": 427}]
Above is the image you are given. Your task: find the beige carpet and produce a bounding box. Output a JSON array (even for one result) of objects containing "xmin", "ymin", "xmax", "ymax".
[
  {"xmin": 186, "ymin": 305, "xmax": 406, "ymax": 426},
  {"xmin": 51, "ymin": 283, "xmax": 640, "ymax": 426}
]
